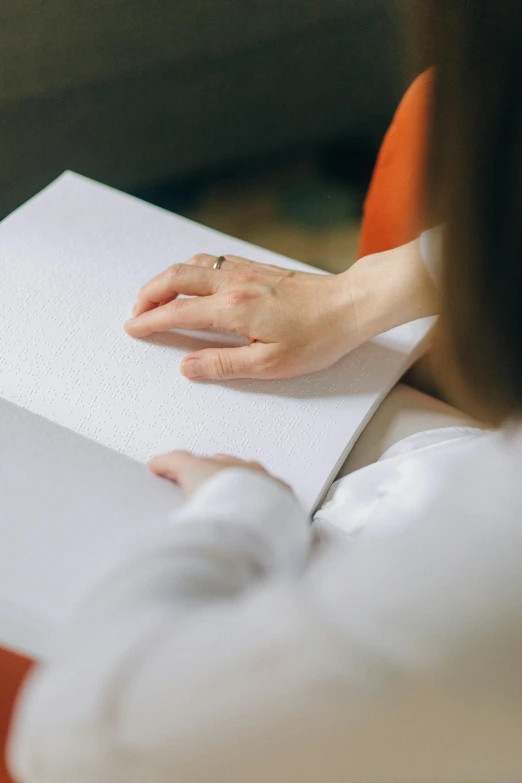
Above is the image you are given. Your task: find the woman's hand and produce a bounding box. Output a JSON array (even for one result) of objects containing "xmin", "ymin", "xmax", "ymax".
[
  {"xmin": 126, "ymin": 253, "xmax": 358, "ymax": 381},
  {"xmin": 125, "ymin": 243, "xmax": 438, "ymax": 382},
  {"xmin": 149, "ymin": 450, "xmax": 285, "ymax": 498}
]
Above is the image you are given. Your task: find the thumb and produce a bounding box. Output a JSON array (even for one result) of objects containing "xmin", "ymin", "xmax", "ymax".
[{"xmin": 181, "ymin": 343, "xmax": 275, "ymax": 381}]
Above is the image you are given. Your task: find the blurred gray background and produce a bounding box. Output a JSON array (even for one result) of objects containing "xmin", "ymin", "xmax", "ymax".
[{"xmin": 1, "ymin": 0, "xmax": 406, "ymax": 268}]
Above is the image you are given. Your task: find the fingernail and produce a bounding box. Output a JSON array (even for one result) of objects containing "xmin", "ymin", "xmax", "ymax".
[
  {"xmin": 132, "ymin": 304, "xmax": 139, "ymax": 316},
  {"xmin": 124, "ymin": 317, "xmax": 143, "ymax": 336},
  {"xmin": 182, "ymin": 358, "xmax": 204, "ymax": 379}
]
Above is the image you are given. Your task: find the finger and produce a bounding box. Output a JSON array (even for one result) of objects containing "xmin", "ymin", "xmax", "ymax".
[
  {"xmin": 184, "ymin": 253, "xmax": 238, "ymax": 272},
  {"xmin": 186, "ymin": 253, "xmax": 297, "ymax": 278},
  {"xmin": 149, "ymin": 451, "xmax": 221, "ymax": 497},
  {"xmin": 133, "ymin": 264, "xmax": 224, "ymax": 317},
  {"xmin": 181, "ymin": 343, "xmax": 277, "ymax": 381},
  {"xmin": 212, "ymin": 453, "xmax": 264, "ymax": 467},
  {"xmin": 125, "ymin": 296, "xmax": 215, "ymax": 337},
  {"xmin": 148, "ymin": 450, "xmax": 194, "ymax": 481},
  {"xmin": 211, "ymin": 453, "xmax": 285, "ymax": 487},
  {"xmin": 210, "ymin": 453, "xmax": 256, "ymax": 467}
]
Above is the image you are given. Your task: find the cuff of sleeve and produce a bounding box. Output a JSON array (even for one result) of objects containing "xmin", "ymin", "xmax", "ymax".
[{"xmin": 172, "ymin": 469, "xmax": 311, "ymax": 573}]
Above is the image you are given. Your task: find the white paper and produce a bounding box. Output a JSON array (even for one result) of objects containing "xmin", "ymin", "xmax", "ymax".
[
  {"xmin": 0, "ymin": 397, "xmax": 181, "ymax": 658},
  {"xmin": 0, "ymin": 172, "xmax": 434, "ymax": 510}
]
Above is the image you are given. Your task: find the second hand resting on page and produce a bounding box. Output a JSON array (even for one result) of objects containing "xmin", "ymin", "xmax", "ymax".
[
  {"xmin": 127, "ymin": 242, "xmax": 439, "ymax": 488},
  {"xmin": 149, "ymin": 451, "xmax": 285, "ymax": 497},
  {"xmin": 124, "ymin": 241, "xmax": 439, "ymax": 382}
]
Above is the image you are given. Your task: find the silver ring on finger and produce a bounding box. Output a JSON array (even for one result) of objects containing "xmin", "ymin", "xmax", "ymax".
[{"xmin": 213, "ymin": 255, "xmax": 226, "ymax": 270}]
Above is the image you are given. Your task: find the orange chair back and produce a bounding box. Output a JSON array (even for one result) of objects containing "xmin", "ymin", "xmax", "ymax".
[{"xmin": 358, "ymin": 69, "xmax": 434, "ymax": 258}]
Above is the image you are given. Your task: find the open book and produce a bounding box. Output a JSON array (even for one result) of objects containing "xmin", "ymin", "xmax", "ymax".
[{"xmin": 0, "ymin": 172, "xmax": 433, "ymax": 658}]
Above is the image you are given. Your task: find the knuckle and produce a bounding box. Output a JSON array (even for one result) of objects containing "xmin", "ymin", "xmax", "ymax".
[
  {"xmin": 168, "ymin": 263, "xmax": 186, "ymax": 281},
  {"xmin": 224, "ymin": 288, "xmax": 250, "ymax": 308},
  {"xmin": 191, "ymin": 253, "xmax": 211, "ymax": 265},
  {"xmin": 186, "ymin": 253, "xmax": 217, "ymax": 268},
  {"xmin": 210, "ymin": 352, "xmax": 234, "ymax": 379}
]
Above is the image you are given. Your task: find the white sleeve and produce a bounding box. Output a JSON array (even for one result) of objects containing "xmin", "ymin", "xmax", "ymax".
[
  {"xmin": 9, "ymin": 453, "xmax": 522, "ymax": 783},
  {"xmin": 9, "ymin": 468, "xmax": 312, "ymax": 783},
  {"xmin": 419, "ymin": 225, "xmax": 444, "ymax": 288}
]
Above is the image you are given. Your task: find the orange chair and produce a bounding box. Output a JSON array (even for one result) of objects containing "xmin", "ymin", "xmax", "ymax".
[
  {"xmin": 358, "ymin": 68, "xmax": 434, "ymax": 259},
  {"xmin": 0, "ymin": 651, "xmax": 33, "ymax": 783},
  {"xmin": 0, "ymin": 69, "xmax": 434, "ymax": 783}
]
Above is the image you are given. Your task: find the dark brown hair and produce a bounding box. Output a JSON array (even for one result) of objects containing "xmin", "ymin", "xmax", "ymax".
[{"xmin": 411, "ymin": 1, "xmax": 522, "ymax": 423}]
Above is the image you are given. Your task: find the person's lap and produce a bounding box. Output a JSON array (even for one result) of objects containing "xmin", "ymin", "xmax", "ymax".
[{"xmin": 337, "ymin": 382, "xmax": 484, "ymax": 478}]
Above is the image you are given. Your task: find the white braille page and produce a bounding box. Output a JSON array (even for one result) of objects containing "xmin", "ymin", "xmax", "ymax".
[
  {"xmin": 0, "ymin": 398, "xmax": 181, "ymax": 659},
  {"xmin": 0, "ymin": 172, "xmax": 434, "ymax": 511}
]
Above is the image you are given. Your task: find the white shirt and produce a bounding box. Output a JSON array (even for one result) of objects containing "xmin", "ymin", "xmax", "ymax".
[
  {"xmin": 9, "ymin": 425, "xmax": 522, "ymax": 783},
  {"xmin": 9, "ymin": 232, "xmax": 522, "ymax": 783}
]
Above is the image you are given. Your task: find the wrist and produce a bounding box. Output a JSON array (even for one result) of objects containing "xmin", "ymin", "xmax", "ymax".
[{"xmin": 337, "ymin": 238, "xmax": 439, "ymax": 348}]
